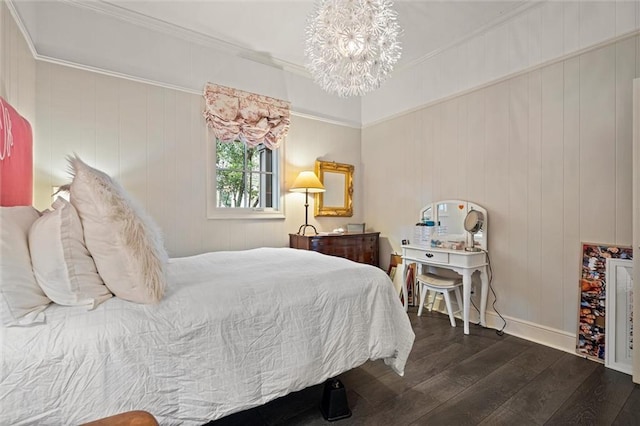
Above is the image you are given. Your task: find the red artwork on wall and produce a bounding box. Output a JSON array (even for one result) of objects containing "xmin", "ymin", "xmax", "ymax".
[{"xmin": 0, "ymin": 97, "xmax": 32, "ymax": 206}]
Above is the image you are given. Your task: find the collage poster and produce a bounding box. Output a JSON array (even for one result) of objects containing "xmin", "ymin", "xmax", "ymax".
[{"xmin": 577, "ymin": 243, "xmax": 633, "ymax": 361}]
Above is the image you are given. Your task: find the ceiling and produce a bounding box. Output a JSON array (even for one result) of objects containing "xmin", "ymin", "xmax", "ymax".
[{"xmin": 96, "ymin": 0, "xmax": 533, "ymax": 72}]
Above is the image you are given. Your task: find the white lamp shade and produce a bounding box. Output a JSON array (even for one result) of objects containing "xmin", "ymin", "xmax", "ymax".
[{"xmin": 290, "ymin": 171, "xmax": 325, "ymax": 193}]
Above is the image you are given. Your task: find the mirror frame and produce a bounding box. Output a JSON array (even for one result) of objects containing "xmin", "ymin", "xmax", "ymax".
[
  {"xmin": 419, "ymin": 199, "xmax": 488, "ymax": 251},
  {"xmin": 314, "ymin": 160, "xmax": 354, "ymax": 217}
]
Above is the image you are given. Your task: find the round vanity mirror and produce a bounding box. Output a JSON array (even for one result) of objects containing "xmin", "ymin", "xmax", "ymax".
[
  {"xmin": 464, "ymin": 210, "xmax": 484, "ymax": 233},
  {"xmin": 464, "ymin": 209, "xmax": 484, "ymax": 251}
]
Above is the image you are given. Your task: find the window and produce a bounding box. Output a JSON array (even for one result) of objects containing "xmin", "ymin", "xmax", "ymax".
[
  {"xmin": 208, "ymin": 139, "xmax": 284, "ymax": 219},
  {"xmin": 202, "ymin": 84, "xmax": 290, "ymax": 219}
]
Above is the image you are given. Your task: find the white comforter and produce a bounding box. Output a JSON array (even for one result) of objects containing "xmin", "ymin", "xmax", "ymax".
[{"xmin": 1, "ymin": 248, "xmax": 414, "ymax": 425}]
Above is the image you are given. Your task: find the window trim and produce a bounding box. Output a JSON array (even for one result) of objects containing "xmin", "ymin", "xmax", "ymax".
[{"xmin": 206, "ymin": 135, "xmax": 285, "ymax": 220}]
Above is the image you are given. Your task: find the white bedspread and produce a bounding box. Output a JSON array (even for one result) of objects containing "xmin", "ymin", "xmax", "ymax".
[{"xmin": 1, "ymin": 248, "xmax": 414, "ymax": 425}]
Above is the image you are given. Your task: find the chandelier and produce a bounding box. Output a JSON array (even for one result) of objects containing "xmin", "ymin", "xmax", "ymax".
[{"xmin": 304, "ymin": 0, "xmax": 402, "ymax": 98}]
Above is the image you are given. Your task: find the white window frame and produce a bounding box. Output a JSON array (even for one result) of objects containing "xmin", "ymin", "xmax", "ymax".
[{"xmin": 206, "ymin": 135, "xmax": 285, "ymax": 220}]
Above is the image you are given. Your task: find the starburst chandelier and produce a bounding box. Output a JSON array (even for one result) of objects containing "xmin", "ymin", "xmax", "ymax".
[{"xmin": 304, "ymin": 0, "xmax": 402, "ymax": 98}]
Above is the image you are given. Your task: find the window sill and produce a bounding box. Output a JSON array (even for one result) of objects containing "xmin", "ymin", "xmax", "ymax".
[{"xmin": 207, "ymin": 208, "xmax": 285, "ymax": 220}]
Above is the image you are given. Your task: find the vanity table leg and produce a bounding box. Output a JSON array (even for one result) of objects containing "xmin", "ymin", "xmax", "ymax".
[
  {"xmin": 402, "ymin": 262, "xmax": 409, "ymax": 312},
  {"xmin": 479, "ymin": 266, "xmax": 489, "ymax": 327},
  {"xmin": 462, "ymin": 270, "xmax": 472, "ymax": 335}
]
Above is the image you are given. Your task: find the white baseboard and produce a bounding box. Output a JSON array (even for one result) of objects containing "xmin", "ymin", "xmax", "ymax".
[
  {"xmin": 481, "ymin": 311, "xmax": 578, "ymax": 355},
  {"xmin": 425, "ymin": 295, "xmax": 581, "ymax": 356},
  {"xmin": 424, "ymin": 297, "xmax": 578, "ymax": 355}
]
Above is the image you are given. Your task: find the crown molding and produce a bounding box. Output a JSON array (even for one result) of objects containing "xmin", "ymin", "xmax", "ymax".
[
  {"xmin": 6, "ymin": 0, "xmax": 361, "ymax": 128},
  {"xmin": 363, "ymin": 28, "xmax": 640, "ymax": 128},
  {"xmin": 44, "ymin": 0, "xmax": 544, "ymax": 80},
  {"xmin": 60, "ymin": 0, "xmax": 311, "ymax": 77},
  {"xmin": 34, "ymin": 54, "xmax": 363, "ymax": 129}
]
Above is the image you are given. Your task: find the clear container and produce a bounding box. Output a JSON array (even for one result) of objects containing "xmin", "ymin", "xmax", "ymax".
[{"xmin": 413, "ymin": 223, "xmax": 435, "ymax": 247}]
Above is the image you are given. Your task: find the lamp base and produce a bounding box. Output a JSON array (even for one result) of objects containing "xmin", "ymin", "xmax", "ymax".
[{"xmin": 297, "ymin": 224, "xmax": 319, "ymax": 236}]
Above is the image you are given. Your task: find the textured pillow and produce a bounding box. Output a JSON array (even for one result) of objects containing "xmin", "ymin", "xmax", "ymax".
[
  {"xmin": 68, "ymin": 156, "xmax": 167, "ymax": 304},
  {"xmin": 28, "ymin": 197, "xmax": 113, "ymax": 308},
  {"xmin": 0, "ymin": 206, "xmax": 51, "ymax": 326}
]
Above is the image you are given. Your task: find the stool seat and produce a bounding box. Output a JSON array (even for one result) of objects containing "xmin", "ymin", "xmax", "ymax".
[
  {"xmin": 416, "ymin": 273, "xmax": 462, "ymax": 288},
  {"xmin": 416, "ymin": 273, "xmax": 463, "ymax": 327}
]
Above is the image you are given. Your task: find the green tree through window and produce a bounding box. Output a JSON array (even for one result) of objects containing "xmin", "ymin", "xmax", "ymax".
[{"xmin": 215, "ymin": 139, "xmax": 276, "ymax": 209}]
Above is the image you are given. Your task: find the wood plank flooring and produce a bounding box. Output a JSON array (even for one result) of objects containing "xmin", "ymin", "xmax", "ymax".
[{"xmin": 207, "ymin": 309, "xmax": 640, "ymax": 426}]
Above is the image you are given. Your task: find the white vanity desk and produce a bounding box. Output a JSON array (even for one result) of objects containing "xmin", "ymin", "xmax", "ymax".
[{"xmin": 402, "ymin": 200, "xmax": 489, "ymax": 335}]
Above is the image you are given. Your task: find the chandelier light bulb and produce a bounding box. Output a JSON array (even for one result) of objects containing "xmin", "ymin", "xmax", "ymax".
[{"xmin": 304, "ymin": 0, "xmax": 402, "ymax": 98}]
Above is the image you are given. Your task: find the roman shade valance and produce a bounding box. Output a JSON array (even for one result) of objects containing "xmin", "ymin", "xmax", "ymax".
[{"xmin": 203, "ymin": 83, "xmax": 290, "ymax": 150}]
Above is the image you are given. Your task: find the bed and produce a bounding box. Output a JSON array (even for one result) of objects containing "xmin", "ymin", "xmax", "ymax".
[
  {"xmin": 0, "ymin": 97, "xmax": 415, "ymax": 425},
  {"xmin": 2, "ymin": 248, "xmax": 414, "ymax": 425}
]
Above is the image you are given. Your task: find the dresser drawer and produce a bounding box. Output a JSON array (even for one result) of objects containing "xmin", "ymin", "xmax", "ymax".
[
  {"xmin": 404, "ymin": 248, "xmax": 449, "ymax": 264},
  {"xmin": 290, "ymin": 232, "xmax": 380, "ymax": 267}
]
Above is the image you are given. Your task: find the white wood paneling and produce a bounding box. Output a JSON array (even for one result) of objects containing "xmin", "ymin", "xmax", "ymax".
[
  {"xmin": 580, "ymin": 1, "xmax": 617, "ymax": 49},
  {"xmin": 562, "ymin": 57, "xmax": 581, "ymax": 333},
  {"xmin": 465, "ymin": 90, "xmax": 486, "ymax": 204},
  {"xmin": 484, "ymin": 81, "xmax": 511, "ymax": 319},
  {"xmin": 466, "ymin": 34, "xmax": 487, "ymax": 91},
  {"xmin": 362, "ymin": 1, "xmax": 640, "ymax": 126},
  {"xmin": 508, "ymin": 13, "xmax": 530, "ymax": 75},
  {"xmin": 457, "ymin": 95, "xmax": 470, "ymax": 200},
  {"xmin": 33, "ymin": 61, "xmax": 362, "ymax": 257},
  {"xmin": 540, "ymin": 1, "xmax": 564, "ymax": 63},
  {"xmin": 362, "ymin": 36, "xmax": 639, "ymax": 337},
  {"xmin": 94, "ymin": 73, "xmax": 120, "ymax": 175},
  {"xmin": 1, "ymin": 0, "xmax": 35, "ymax": 119},
  {"xmin": 418, "ymin": 108, "xmax": 435, "ymax": 207},
  {"xmin": 616, "ymin": 1, "xmax": 638, "ymax": 36},
  {"xmin": 439, "ymin": 99, "xmax": 460, "ymax": 197},
  {"xmin": 564, "ymin": 1, "xmax": 582, "ymax": 55},
  {"xmin": 527, "ymin": 69, "xmax": 543, "ymax": 324},
  {"xmin": 527, "ymin": 5, "xmax": 542, "ymax": 67},
  {"xmin": 615, "ymin": 37, "xmax": 636, "ymax": 246},
  {"xmin": 579, "ymin": 45, "xmax": 617, "ymax": 244},
  {"xmin": 540, "ymin": 62, "xmax": 565, "ymax": 329},
  {"xmin": 507, "ymin": 74, "xmax": 530, "ymax": 322},
  {"xmin": 1, "ymin": 0, "xmax": 37, "ymax": 201},
  {"xmin": 485, "ymin": 23, "xmax": 509, "ymax": 83}
]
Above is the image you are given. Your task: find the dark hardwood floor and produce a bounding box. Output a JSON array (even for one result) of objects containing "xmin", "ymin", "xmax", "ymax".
[{"xmin": 208, "ymin": 309, "xmax": 640, "ymax": 426}]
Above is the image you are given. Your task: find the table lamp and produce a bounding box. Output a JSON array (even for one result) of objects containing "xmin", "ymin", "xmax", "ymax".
[{"xmin": 290, "ymin": 171, "xmax": 325, "ymax": 235}]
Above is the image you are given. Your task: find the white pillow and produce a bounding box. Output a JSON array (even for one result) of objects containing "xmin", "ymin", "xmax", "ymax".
[
  {"xmin": 0, "ymin": 206, "xmax": 51, "ymax": 326},
  {"xmin": 28, "ymin": 197, "xmax": 112, "ymax": 308},
  {"xmin": 68, "ymin": 156, "xmax": 168, "ymax": 304}
]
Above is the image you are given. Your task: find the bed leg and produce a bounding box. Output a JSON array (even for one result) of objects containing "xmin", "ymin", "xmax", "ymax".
[{"xmin": 320, "ymin": 378, "xmax": 352, "ymax": 421}]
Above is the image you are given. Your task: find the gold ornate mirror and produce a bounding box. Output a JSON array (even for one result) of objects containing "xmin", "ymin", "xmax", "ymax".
[{"xmin": 314, "ymin": 160, "xmax": 353, "ymax": 217}]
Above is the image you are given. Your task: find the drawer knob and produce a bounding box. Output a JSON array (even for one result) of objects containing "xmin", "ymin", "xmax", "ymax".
[{"xmin": 425, "ymin": 253, "xmax": 434, "ymax": 258}]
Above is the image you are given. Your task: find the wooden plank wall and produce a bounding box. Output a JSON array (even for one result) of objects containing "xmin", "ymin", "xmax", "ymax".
[
  {"xmin": 33, "ymin": 61, "xmax": 364, "ymax": 257},
  {"xmin": 0, "ymin": 0, "xmax": 36, "ymax": 122},
  {"xmin": 362, "ymin": 0, "xmax": 640, "ymax": 125},
  {"xmin": 362, "ymin": 36, "xmax": 639, "ymax": 343}
]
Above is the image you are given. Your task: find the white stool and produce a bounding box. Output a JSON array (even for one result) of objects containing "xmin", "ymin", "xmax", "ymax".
[{"xmin": 416, "ymin": 273, "xmax": 463, "ymax": 327}]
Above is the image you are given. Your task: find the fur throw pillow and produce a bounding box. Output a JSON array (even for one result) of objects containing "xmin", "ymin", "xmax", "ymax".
[{"xmin": 68, "ymin": 156, "xmax": 167, "ymax": 304}]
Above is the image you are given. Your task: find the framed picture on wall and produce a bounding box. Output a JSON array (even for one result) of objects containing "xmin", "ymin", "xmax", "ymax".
[{"xmin": 577, "ymin": 243, "xmax": 633, "ymax": 362}]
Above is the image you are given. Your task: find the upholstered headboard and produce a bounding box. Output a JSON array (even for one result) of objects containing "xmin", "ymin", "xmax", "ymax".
[{"xmin": 0, "ymin": 97, "xmax": 32, "ymax": 206}]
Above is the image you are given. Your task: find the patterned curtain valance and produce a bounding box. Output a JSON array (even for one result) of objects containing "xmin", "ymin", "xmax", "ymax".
[{"xmin": 203, "ymin": 83, "xmax": 291, "ymax": 150}]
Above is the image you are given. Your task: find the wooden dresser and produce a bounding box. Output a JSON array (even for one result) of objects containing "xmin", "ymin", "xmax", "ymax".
[{"xmin": 289, "ymin": 232, "xmax": 380, "ymax": 267}]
